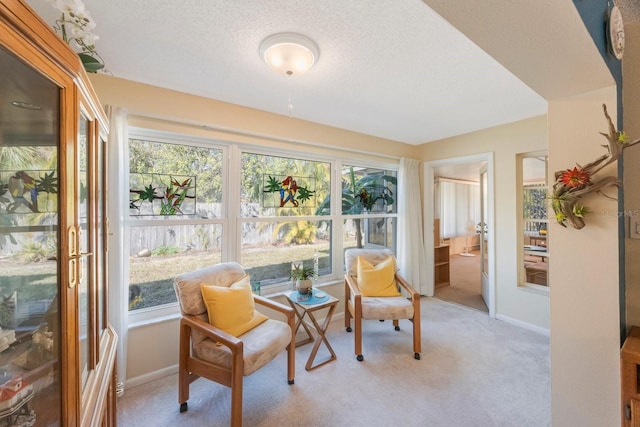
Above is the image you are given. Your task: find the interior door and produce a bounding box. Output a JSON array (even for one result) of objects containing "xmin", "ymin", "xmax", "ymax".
[{"xmin": 479, "ymin": 164, "xmax": 490, "ymax": 309}]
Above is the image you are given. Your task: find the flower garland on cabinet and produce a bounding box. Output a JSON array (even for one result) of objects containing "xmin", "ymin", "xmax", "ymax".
[{"xmin": 47, "ymin": 0, "xmax": 105, "ymax": 72}]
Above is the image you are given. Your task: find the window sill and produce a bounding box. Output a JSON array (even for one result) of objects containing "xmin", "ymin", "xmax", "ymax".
[
  {"xmin": 257, "ymin": 278, "xmax": 343, "ymax": 298},
  {"xmin": 127, "ymin": 277, "xmax": 345, "ymax": 329}
]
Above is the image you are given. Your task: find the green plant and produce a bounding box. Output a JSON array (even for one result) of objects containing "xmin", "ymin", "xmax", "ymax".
[
  {"xmin": 151, "ymin": 245, "xmax": 181, "ymax": 256},
  {"xmin": 289, "ymin": 264, "xmax": 315, "ymax": 281}
]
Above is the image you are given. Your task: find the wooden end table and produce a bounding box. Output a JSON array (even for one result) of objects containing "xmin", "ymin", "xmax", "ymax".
[{"xmin": 285, "ymin": 291, "xmax": 338, "ymax": 371}]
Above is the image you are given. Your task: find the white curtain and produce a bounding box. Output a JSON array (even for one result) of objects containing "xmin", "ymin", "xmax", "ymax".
[
  {"xmin": 437, "ymin": 179, "xmax": 480, "ymax": 239},
  {"xmin": 397, "ymin": 158, "xmax": 429, "ymax": 295},
  {"xmin": 105, "ymin": 105, "xmax": 128, "ymax": 396}
]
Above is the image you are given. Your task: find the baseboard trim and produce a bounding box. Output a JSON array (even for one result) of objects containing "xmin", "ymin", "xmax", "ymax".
[
  {"xmin": 495, "ymin": 313, "xmax": 549, "ymax": 336},
  {"xmin": 125, "ymin": 364, "xmax": 178, "ymax": 390}
]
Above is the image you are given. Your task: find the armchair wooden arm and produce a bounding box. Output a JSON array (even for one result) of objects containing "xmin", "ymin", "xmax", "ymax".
[
  {"xmin": 344, "ymin": 273, "xmax": 362, "ymax": 297},
  {"xmin": 254, "ymin": 295, "xmax": 295, "ymax": 320},
  {"xmin": 395, "ymin": 273, "xmax": 420, "ymax": 297},
  {"xmin": 253, "ymin": 295, "xmax": 295, "ymax": 385},
  {"xmin": 181, "ymin": 314, "xmax": 242, "ymax": 351}
]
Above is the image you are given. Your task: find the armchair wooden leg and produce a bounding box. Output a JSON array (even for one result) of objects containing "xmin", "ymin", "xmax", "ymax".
[
  {"xmin": 287, "ymin": 318, "xmax": 295, "ymax": 385},
  {"xmin": 393, "ymin": 319, "xmax": 400, "ymax": 331},
  {"xmin": 412, "ymin": 295, "xmax": 422, "ymax": 360},
  {"xmin": 344, "ymin": 278, "xmax": 352, "ymax": 331},
  {"xmin": 354, "ymin": 314, "xmax": 363, "ymax": 361},
  {"xmin": 230, "ymin": 355, "xmax": 243, "ymax": 427},
  {"xmin": 178, "ymin": 323, "xmax": 190, "ymax": 411}
]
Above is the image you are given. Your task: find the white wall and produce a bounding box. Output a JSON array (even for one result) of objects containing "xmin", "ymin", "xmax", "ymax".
[
  {"xmin": 548, "ymin": 86, "xmax": 620, "ymax": 427},
  {"xmin": 418, "ymin": 116, "xmax": 550, "ymax": 330}
]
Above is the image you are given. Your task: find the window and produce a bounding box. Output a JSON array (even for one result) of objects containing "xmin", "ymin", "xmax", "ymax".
[
  {"xmin": 127, "ymin": 136, "xmax": 224, "ymax": 311},
  {"xmin": 340, "ymin": 165, "xmax": 397, "ymax": 252},
  {"xmin": 520, "ymin": 153, "xmax": 549, "ymax": 288},
  {"xmin": 239, "ymin": 152, "xmax": 332, "ymax": 290},
  {"xmin": 121, "ymin": 130, "xmax": 399, "ymax": 317}
]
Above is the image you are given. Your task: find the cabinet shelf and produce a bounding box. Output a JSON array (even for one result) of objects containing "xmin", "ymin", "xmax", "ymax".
[{"xmin": 434, "ymin": 245, "xmax": 450, "ymax": 289}]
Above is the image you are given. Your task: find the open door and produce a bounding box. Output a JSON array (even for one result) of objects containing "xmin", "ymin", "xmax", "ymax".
[{"xmin": 479, "ymin": 164, "xmax": 491, "ymax": 311}]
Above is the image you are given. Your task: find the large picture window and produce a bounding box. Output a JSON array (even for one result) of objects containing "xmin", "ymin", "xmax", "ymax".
[
  {"xmin": 127, "ymin": 137, "xmax": 224, "ymax": 311},
  {"xmin": 240, "ymin": 153, "xmax": 332, "ymax": 288},
  {"xmin": 121, "ymin": 132, "xmax": 399, "ymax": 317}
]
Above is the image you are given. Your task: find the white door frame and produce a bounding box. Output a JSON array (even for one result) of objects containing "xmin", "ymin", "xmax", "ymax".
[{"xmin": 423, "ymin": 153, "xmax": 496, "ymax": 317}]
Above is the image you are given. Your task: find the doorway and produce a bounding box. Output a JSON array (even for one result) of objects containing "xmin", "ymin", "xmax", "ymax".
[{"xmin": 424, "ymin": 154, "xmax": 495, "ymax": 316}]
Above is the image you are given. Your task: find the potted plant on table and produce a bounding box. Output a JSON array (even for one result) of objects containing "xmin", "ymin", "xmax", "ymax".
[{"xmin": 290, "ymin": 264, "xmax": 315, "ymax": 295}]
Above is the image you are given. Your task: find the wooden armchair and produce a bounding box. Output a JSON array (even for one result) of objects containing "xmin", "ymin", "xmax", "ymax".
[
  {"xmin": 344, "ymin": 249, "xmax": 421, "ymax": 361},
  {"xmin": 173, "ymin": 262, "xmax": 295, "ymax": 427}
]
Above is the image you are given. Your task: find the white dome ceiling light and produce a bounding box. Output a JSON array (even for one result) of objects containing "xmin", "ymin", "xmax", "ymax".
[
  {"xmin": 259, "ymin": 32, "xmax": 319, "ymax": 76},
  {"xmin": 260, "ymin": 33, "xmax": 320, "ymax": 117}
]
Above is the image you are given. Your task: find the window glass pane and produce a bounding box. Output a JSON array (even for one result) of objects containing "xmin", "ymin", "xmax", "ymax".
[
  {"xmin": 129, "ymin": 139, "xmax": 222, "ymax": 219},
  {"xmin": 128, "ymin": 224, "xmax": 222, "ymax": 310},
  {"xmin": 343, "ymin": 217, "xmax": 395, "ymax": 252},
  {"xmin": 78, "ymin": 113, "xmax": 90, "ymax": 389},
  {"xmin": 0, "ymin": 47, "xmax": 61, "ymax": 423},
  {"xmin": 522, "ymin": 155, "xmax": 549, "ymax": 287},
  {"xmin": 341, "ymin": 165, "xmax": 397, "ymax": 215},
  {"xmin": 241, "ymin": 220, "xmax": 332, "ymax": 286},
  {"xmin": 241, "ymin": 153, "xmax": 330, "ymax": 217}
]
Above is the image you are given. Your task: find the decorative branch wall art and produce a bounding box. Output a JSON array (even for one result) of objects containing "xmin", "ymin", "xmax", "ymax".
[{"xmin": 551, "ymin": 104, "xmax": 639, "ymax": 229}]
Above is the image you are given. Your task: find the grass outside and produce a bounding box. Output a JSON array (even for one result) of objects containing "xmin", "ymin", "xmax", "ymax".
[{"xmin": 129, "ymin": 241, "xmax": 336, "ymax": 310}]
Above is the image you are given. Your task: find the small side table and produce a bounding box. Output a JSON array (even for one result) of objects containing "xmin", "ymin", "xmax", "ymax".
[{"xmin": 285, "ymin": 291, "xmax": 338, "ymax": 371}]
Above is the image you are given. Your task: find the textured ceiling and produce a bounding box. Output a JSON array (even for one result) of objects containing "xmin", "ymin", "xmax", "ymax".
[
  {"xmin": 25, "ymin": 0, "xmax": 552, "ymax": 145},
  {"xmin": 25, "ymin": 1, "xmax": 639, "ymax": 146}
]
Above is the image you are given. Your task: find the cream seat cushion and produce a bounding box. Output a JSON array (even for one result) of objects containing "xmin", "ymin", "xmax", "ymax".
[{"xmin": 194, "ymin": 319, "xmax": 291, "ymax": 376}]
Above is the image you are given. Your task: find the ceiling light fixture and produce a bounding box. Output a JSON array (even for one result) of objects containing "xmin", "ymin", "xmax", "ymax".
[
  {"xmin": 260, "ymin": 33, "xmax": 319, "ymax": 117},
  {"xmin": 259, "ymin": 32, "xmax": 319, "ymax": 76}
]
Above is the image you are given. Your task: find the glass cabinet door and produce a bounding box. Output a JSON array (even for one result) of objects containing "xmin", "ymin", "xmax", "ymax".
[
  {"xmin": 78, "ymin": 113, "xmax": 90, "ymax": 391},
  {"xmin": 0, "ymin": 47, "xmax": 61, "ymax": 425}
]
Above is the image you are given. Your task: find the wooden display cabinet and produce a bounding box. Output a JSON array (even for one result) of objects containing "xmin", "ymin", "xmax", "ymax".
[
  {"xmin": 434, "ymin": 245, "xmax": 450, "ymax": 288},
  {"xmin": 622, "ymin": 326, "xmax": 640, "ymax": 426},
  {"xmin": 0, "ymin": 1, "xmax": 117, "ymax": 425}
]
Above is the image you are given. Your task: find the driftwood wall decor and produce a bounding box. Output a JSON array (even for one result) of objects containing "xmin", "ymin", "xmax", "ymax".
[{"xmin": 551, "ymin": 104, "xmax": 640, "ymax": 229}]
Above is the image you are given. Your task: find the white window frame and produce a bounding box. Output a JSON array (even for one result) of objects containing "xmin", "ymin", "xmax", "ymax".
[
  {"xmin": 517, "ymin": 151, "xmax": 550, "ymax": 293},
  {"xmin": 115, "ymin": 128, "xmax": 399, "ymax": 326}
]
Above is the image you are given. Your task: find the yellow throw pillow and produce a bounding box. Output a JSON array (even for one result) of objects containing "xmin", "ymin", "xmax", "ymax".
[
  {"xmin": 200, "ymin": 274, "xmax": 268, "ymax": 337},
  {"xmin": 356, "ymin": 256, "xmax": 401, "ymax": 297}
]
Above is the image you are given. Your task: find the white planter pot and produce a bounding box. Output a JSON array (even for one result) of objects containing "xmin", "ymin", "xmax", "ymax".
[{"xmin": 296, "ymin": 279, "xmax": 313, "ymax": 295}]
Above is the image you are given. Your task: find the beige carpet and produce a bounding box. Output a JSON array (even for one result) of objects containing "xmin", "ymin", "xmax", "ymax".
[
  {"xmin": 435, "ymin": 250, "xmax": 488, "ymax": 312},
  {"xmin": 117, "ymin": 297, "xmax": 550, "ymax": 427}
]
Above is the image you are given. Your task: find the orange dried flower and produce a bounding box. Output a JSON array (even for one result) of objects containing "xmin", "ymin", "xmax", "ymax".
[{"xmin": 559, "ymin": 167, "xmax": 591, "ymax": 188}]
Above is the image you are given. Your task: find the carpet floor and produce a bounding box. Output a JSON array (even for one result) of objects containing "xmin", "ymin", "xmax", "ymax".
[
  {"xmin": 117, "ymin": 297, "xmax": 550, "ymax": 427},
  {"xmin": 435, "ymin": 250, "xmax": 488, "ymax": 312}
]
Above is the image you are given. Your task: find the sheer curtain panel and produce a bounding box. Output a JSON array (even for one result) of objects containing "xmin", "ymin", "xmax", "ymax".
[
  {"xmin": 397, "ymin": 158, "xmax": 429, "ymax": 295},
  {"xmin": 106, "ymin": 105, "xmax": 128, "ymax": 396}
]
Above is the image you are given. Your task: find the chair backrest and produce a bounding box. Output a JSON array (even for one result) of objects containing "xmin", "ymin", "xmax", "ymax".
[
  {"xmin": 173, "ymin": 262, "xmax": 246, "ymax": 343},
  {"xmin": 345, "ymin": 248, "xmax": 395, "ymax": 277}
]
